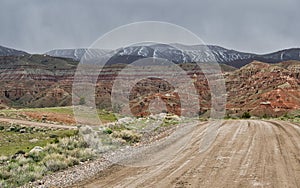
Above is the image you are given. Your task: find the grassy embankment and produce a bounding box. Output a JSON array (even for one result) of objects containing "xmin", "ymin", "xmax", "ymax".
[
  {"xmin": 0, "ymin": 106, "xmax": 118, "ymax": 187},
  {"xmin": 0, "ymin": 106, "xmax": 117, "ymax": 124}
]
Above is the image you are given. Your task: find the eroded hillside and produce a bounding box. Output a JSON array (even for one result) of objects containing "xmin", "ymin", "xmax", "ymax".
[{"xmin": 0, "ymin": 54, "xmax": 300, "ymax": 117}]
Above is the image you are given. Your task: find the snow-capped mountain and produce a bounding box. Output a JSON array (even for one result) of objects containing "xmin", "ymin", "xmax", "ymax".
[
  {"xmin": 107, "ymin": 44, "xmax": 300, "ymax": 67},
  {"xmin": 45, "ymin": 48, "xmax": 110, "ymax": 61},
  {"xmin": 0, "ymin": 45, "xmax": 28, "ymax": 56},
  {"xmin": 45, "ymin": 44, "xmax": 300, "ymax": 68}
]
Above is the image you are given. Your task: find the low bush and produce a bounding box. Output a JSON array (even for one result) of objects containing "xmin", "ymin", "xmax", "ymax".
[
  {"xmin": 112, "ymin": 130, "xmax": 141, "ymax": 143},
  {"xmin": 27, "ymin": 151, "xmax": 45, "ymax": 162},
  {"xmin": 49, "ymin": 134, "xmax": 58, "ymax": 138},
  {"xmin": 103, "ymin": 128, "xmax": 113, "ymax": 134},
  {"xmin": 16, "ymin": 156, "xmax": 33, "ymax": 166},
  {"xmin": 44, "ymin": 143, "xmax": 62, "ymax": 154},
  {"xmin": 241, "ymin": 112, "xmax": 251, "ymax": 119},
  {"xmin": 0, "ymin": 167, "xmax": 11, "ymax": 180},
  {"xmin": 66, "ymin": 156, "xmax": 80, "ymax": 166},
  {"xmin": 42, "ymin": 153, "xmax": 68, "ymax": 172},
  {"xmin": 67, "ymin": 148, "xmax": 95, "ymax": 162}
]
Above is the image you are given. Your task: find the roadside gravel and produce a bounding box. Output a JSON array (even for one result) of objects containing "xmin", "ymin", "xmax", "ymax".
[{"xmin": 22, "ymin": 121, "xmax": 198, "ymax": 188}]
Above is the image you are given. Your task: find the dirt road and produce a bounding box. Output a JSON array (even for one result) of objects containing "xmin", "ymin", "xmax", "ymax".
[
  {"xmin": 0, "ymin": 117, "xmax": 77, "ymax": 129},
  {"xmin": 81, "ymin": 120, "xmax": 300, "ymax": 188}
]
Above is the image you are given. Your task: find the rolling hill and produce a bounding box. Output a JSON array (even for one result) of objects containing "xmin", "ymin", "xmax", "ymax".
[{"xmin": 0, "ymin": 44, "xmax": 299, "ymax": 117}]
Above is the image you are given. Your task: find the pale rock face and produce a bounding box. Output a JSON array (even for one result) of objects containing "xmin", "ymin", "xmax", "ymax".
[{"xmin": 29, "ymin": 146, "xmax": 44, "ymax": 153}]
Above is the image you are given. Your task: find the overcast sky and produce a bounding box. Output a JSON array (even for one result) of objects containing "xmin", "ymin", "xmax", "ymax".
[{"xmin": 0, "ymin": 0, "xmax": 299, "ymax": 54}]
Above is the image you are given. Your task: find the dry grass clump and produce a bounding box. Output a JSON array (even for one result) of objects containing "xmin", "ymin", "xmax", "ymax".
[{"xmin": 111, "ymin": 130, "xmax": 142, "ymax": 143}]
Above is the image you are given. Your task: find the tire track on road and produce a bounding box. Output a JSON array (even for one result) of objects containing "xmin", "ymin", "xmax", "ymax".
[{"xmin": 80, "ymin": 120, "xmax": 300, "ymax": 188}]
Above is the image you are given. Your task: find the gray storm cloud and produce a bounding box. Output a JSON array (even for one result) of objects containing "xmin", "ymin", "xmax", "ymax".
[{"xmin": 0, "ymin": 0, "xmax": 299, "ymax": 54}]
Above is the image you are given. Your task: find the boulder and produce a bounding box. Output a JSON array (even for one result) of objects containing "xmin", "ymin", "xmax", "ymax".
[
  {"xmin": 80, "ymin": 126, "xmax": 92, "ymax": 134},
  {"xmin": 118, "ymin": 117, "xmax": 134, "ymax": 124},
  {"xmin": 149, "ymin": 113, "xmax": 167, "ymax": 120},
  {"xmin": 29, "ymin": 146, "xmax": 44, "ymax": 153},
  {"xmin": 29, "ymin": 138, "xmax": 39, "ymax": 143}
]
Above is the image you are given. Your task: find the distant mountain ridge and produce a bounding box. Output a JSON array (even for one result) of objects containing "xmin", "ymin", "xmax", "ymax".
[
  {"xmin": 1, "ymin": 44, "xmax": 300, "ymax": 68},
  {"xmin": 0, "ymin": 45, "xmax": 28, "ymax": 56},
  {"xmin": 44, "ymin": 44, "xmax": 300, "ymax": 68}
]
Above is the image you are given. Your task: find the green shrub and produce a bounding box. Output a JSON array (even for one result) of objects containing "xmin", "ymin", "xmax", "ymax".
[
  {"xmin": 0, "ymin": 167, "xmax": 10, "ymax": 180},
  {"xmin": 68, "ymin": 148, "xmax": 95, "ymax": 162},
  {"xmin": 42, "ymin": 154, "xmax": 68, "ymax": 172},
  {"xmin": 0, "ymin": 180, "xmax": 8, "ymax": 188},
  {"xmin": 66, "ymin": 156, "xmax": 79, "ymax": 166},
  {"xmin": 225, "ymin": 114, "xmax": 231, "ymax": 119},
  {"xmin": 16, "ymin": 156, "xmax": 33, "ymax": 166},
  {"xmin": 62, "ymin": 136, "xmax": 87, "ymax": 149},
  {"xmin": 262, "ymin": 114, "xmax": 269, "ymax": 119},
  {"xmin": 44, "ymin": 144, "xmax": 62, "ymax": 154},
  {"xmin": 54, "ymin": 137, "xmax": 59, "ymax": 143},
  {"xmin": 27, "ymin": 151, "xmax": 45, "ymax": 162},
  {"xmin": 241, "ymin": 112, "xmax": 251, "ymax": 119},
  {"xmin": 79, "ymin": 97, "xmax": 86, "ymax": 105},
  {"xmin": 32, "ymin": 165, "xmax": 47, "ymax": 177},
  {"xmin": 18, "ymin": 171, "xmax": 37, "ymax": 183},
  {"xmin": 283, "ymin": 113, "xmax": 291, "ymax": 119},
  {"xmin": 49, "ymin": 134, "xmax": 58, "ymax": 138},
  {"xmin": 7, "ymin": 162, "xmax": 19, "ymax": 171},
  {"xmin": 103, "ymin": 128, "xmax": 113, "ymax": 134},
  {"xmin": 11, "ymin": 164, "xmax": 44, "ymax": 185}
]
